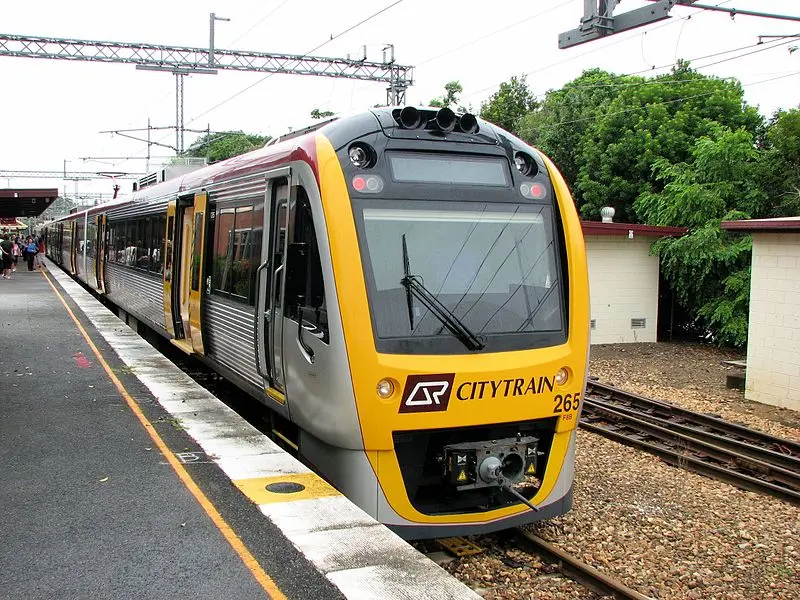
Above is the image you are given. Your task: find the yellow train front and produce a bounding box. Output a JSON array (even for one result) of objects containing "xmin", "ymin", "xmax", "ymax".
[
  {"xmin": 42, "ymin": 106, "xmax": 589, "ymax": 539},
  {"xmin": 312, "ymin": 107, "xmax": 588, "ymax": 538}
]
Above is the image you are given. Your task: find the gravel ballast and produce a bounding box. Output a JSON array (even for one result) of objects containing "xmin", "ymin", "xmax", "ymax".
[{"xmin": 439, "ymin": 342, "xmax": 800, "ymax": 599}]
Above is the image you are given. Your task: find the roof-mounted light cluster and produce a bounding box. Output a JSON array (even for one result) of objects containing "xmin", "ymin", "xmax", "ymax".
[{"xmin": 393, "ymin": 106, "xmax": 480, "ymax": 135}]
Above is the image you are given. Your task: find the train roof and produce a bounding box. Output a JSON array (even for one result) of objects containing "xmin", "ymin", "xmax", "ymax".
[{"xmin": 53, "ymin": 107, "xmax": 511, "ymax": 220}]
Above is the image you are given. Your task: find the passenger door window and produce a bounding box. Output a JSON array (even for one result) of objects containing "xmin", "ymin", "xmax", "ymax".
[{"xmin": 288, "ymin": 188, "xmax": 328, "ymax": 343}]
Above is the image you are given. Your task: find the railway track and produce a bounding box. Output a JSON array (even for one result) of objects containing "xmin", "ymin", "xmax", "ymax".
[
  {"xmin": 582, "ymin": 380, "xmax": 800, "ymax": 505},
  {"xmin": 515, "ymin": 529, "xmax": 653, "ymax": 600},
  {"xmin": 430, "ymin": 531, "xmax": 654, "ymax": 600}
]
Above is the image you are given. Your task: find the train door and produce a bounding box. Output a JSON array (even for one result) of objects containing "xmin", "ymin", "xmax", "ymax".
[
  {"xmin": 163, "ymin": 202, "xmax": 179, "ymax": 335},
  {"xmin": 86, "ymin": 215, "xmax": 97, "ymax": 289},
  {"xmin": 280, "ymin": 175, "xmax": 331, "ymax": 423},
  {"xmin": 69, "ymin": 221, "xmax": 77, "ymax": 274},
  {"xmin": 167, "ymin": 193, "xmax": 208, "ymax": 354},
  {"xmin": 95, "ymin": 215, "xmax": 106, "ymax": 293},
  {"xmin": 256, "ymin": 169, "xmax": 290, "ymax": 406}
]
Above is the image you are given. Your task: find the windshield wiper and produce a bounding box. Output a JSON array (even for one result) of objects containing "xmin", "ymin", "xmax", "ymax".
[{"xmin": 400, "ymin": 234, "xmax": 485, "ymax": 351}]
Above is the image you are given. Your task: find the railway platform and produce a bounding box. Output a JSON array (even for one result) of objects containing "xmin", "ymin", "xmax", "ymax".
[{"xmin": 0, "ymin": 262, "xmax": 479, "ymax": 600}]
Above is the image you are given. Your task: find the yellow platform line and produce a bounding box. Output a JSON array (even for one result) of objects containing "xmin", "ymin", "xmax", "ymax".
[{"xmin": 41, "ymin": 270, "xmax": 287, "ymax": 600}]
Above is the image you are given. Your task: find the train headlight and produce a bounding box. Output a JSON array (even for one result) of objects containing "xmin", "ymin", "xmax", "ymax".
[
  {"xmin": 554, "ymin": 367, "xmax": 569, "ymax": 386},
  {"xmin": 348, "ymin": 143, "xmax": 376, "ymax": 169},
  {"xmin": 377, "ymin": 378, "xmax": 395, "ymax": 399},
  {"xmin": 514, "ymin": 151, "xmax": 536, "ymax": 177}
]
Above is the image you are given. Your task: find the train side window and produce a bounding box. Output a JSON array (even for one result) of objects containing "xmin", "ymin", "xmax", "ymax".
[
  {"xmin": 165, "ymin": 216, "xmax": 175, "ymax": 282},
  {"xmin": 232, "ymin": 204, "xmax": 254, "ymax": 301},
  {"xmin": 116, "ymin": 221, "xmax": 127, "ymax": 264},
  {"xmin": 289, "ymin": 187, "xmax": 328, "ymax": 343},
  {"xmin": 125, "ymin": 220, "xmax": 137, "ymax": 266},
  {"xmin": 249, "ymin": 200, "xmax": 264, "ymax": 305},
  {"xmin": 210, "ymin": 200, "xmax": 260, "ymax": 305},
  {"xmin": 137, "ymin": 218, "xmax": 151, "ymax": 271},
  {"xmin": 212, "ymin": 207, "xmax": 236, "ymax": 297},
  {"xmin": 191, "ymin": 211, "xmax": 204, "ymax": 292},
  {"xmin": 106, "ymin": 223, "xmax": 115, "ymax": 264},
  {"xmin": 151, "ymin": 215, "xmax": 165, "ymax": 274}
]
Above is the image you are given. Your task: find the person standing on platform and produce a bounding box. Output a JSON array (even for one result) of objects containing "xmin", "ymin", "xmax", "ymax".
[
  {"xmin": 35, "ymin": 236, "xmax": 45, "ymax": 269},
  {"xmin": 10, "ymin": 237, "xmax": 21, "ymax": 272},
  {"xmin": 0, "ymin": 235, "xmax": 13, "ymax": 279},
  {"xmin": 24, "ymin": 236, "xmax": 37, "ymax": 272}
]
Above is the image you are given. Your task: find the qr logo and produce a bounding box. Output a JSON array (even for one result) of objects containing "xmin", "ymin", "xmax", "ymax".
[{"xmin": 399, "ymin": 373, "xmax": 455, "ymax": 413}]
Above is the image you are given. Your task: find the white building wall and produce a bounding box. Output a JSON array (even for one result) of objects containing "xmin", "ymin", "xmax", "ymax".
[
  {"xmin": 585, "ymin": 235, "xmax": 659, "ymax": 344},
  {"xmin": 745, "ymin": 233, "xmax": 800, "ymax": 411}
]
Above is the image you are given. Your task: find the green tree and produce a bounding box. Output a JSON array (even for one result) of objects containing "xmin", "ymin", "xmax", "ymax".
[
  {"xmin": 635, "ymin": 127, "xmax": 764, "ymax": 346},
  {"xmin": 576, "ymin": 62, "xmax": 762, "ymax": 222},
  {"xmin": 517, "ymin": 69, "xmax": 625, "ymax": 199},
  {"xmin": 310, "ymin": 108, "xmax": 335, "ymax": 119},
  {"xmin": 759, "ymin": 108, "xmax": 800, "ymax": 216},
  {"xmin": 479, "ymin": 75, "xmax": 537, "ymax": 134},
  {"xmin": 185, "ymin": 131, "xmax": 270, "ymax": 163},
  {"xmin": 429, "ymin": 81, "xmax": 465, "ymax": 112}
]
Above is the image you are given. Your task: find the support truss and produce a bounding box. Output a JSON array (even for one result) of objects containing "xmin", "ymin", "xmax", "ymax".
[
  {"xmin": 0, "ymin": 170, "xmax": 142, "ymax": 180},
  {"xmin": 0, "ymin": 33, "xmax": 414, "ymax": 102}
]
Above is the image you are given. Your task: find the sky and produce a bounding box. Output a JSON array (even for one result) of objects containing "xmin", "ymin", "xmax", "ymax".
[{"xmin": 1, "ymin": 0, "xmax": 799, "ymax": 202}]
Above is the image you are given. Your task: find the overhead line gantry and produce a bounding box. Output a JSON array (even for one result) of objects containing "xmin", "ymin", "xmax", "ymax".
[{"xmin": 0, "ymin": 26, "xmax": 413, "ymax": 153}]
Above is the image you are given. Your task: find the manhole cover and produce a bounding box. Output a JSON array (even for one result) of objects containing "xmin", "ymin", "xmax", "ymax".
[{"xmin": 265, "ymin": 481, "xmax": 306, "ymax": 494}]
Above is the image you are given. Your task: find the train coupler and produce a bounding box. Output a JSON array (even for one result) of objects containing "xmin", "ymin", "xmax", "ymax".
[{"xmin": 443, "ymin": 436, "xmax": 539, "ymax": 491}]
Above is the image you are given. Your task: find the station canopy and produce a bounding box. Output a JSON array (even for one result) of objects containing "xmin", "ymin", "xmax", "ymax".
[
  {"xmin": 0, "ymin": 218, "xmax": 28, "ymax": 230},
  {"xmin": 0, "ymin": 188, "xmax": 59, "ymax": 218}
]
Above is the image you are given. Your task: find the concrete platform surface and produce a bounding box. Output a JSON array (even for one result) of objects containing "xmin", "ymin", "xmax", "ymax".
[{"xmin": 0, "ymin": 262, "xmax": 480, "ymax": 600}]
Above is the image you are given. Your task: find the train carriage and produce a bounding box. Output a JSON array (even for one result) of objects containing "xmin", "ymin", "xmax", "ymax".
[{"xmin": 45, "ymin": 106, "xmax": 589, "ymax": 539}]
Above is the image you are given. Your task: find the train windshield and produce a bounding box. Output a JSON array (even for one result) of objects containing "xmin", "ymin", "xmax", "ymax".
[{"xmin": 356, "ymin": 201, "xmax": 565, "ymax": 354}]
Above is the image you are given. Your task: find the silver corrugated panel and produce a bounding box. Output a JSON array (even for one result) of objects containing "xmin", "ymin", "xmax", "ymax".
[
  {"xmin": 205, "ymin": 297, "xmax": 261, "ymax": 388},
  {"xmin": 109, "ymin": 197, "xmax": 170, "ymax": 220},
  {"xmin": 105, "ymin": 263, "xmax": 166, "ymax": 331},
  {"xmin": 209, "ymin": 174, "xmax": 266, "ymax": 203}
]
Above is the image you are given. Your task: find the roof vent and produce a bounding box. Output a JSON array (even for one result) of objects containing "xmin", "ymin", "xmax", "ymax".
[
  {"xmin": 631, "ymin": 318, "xmax": 646, "ymax": 329},
  {"xmin": 132, "ymin": 159, "xmax": 207, "ymax": 192},
  {"xmin": 600, "ymin": 206, "xmax": 615, "ymax": 223}
]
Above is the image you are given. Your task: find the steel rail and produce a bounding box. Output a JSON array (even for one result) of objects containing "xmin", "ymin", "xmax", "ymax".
[
  {"xmin": 587, "ymin": 396, "xmax": 800, "ymax": 473},
  {"xmin": 586, "ymin": 381, "xmax": 800, "ymax": 463},
  {"xmin": 515, "ymin": 530, "xmax": 654, "ymax": 600},
  {"xmin": 581, "ymin": 402, "xmax": 800, "ymax": 505}
]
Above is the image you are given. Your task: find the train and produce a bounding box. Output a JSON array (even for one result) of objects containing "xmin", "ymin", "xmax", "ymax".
[{"xmin": 42, "ymin": 106, "xmax": 589, "ymax": 539}]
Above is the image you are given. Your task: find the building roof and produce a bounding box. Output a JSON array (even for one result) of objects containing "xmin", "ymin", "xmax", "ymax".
[
  {"xmin": 0, "ymin": 188, "xmax": 59, "ymax": 218},
  {"xmin": 721, "ymin": 216, "xmax": 800, "ymax": 233},
  {"xmin": 0, "ymin": 218, "xmax": 27, "ymax": 230},
  {"xmin": 581, "ymin": 221, "xmax": 688, "ymax": 237}
]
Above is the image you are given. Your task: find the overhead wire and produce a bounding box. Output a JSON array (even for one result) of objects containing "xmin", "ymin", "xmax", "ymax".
[
  {"xmin": 539, "ymin": 70, "xmax": 800, "ymax": 129},
  {"xmin": 457, "ymin": 0, "xmax": 741, "ymax": 103},
  {"xmin": 142, "ymin": 0, "xmax": 405, "ymax": 155},
  {"xmin": 185, "ymin": 0, "xmax": 405, "ymax": 127},
  {"xmin": 517, "ymin": 35, "xmax": 800, "ymax": 100},
  {"xmin": 226, "ymin": 0, "xmax": 293, "ymax": 47},
  {"xmin": 415, "ymin": 0, "xmax": 575, "ymax": 68},
  {"xmin": 345, "ymin": 0, "xmax": 575, "ymax": 100}
]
